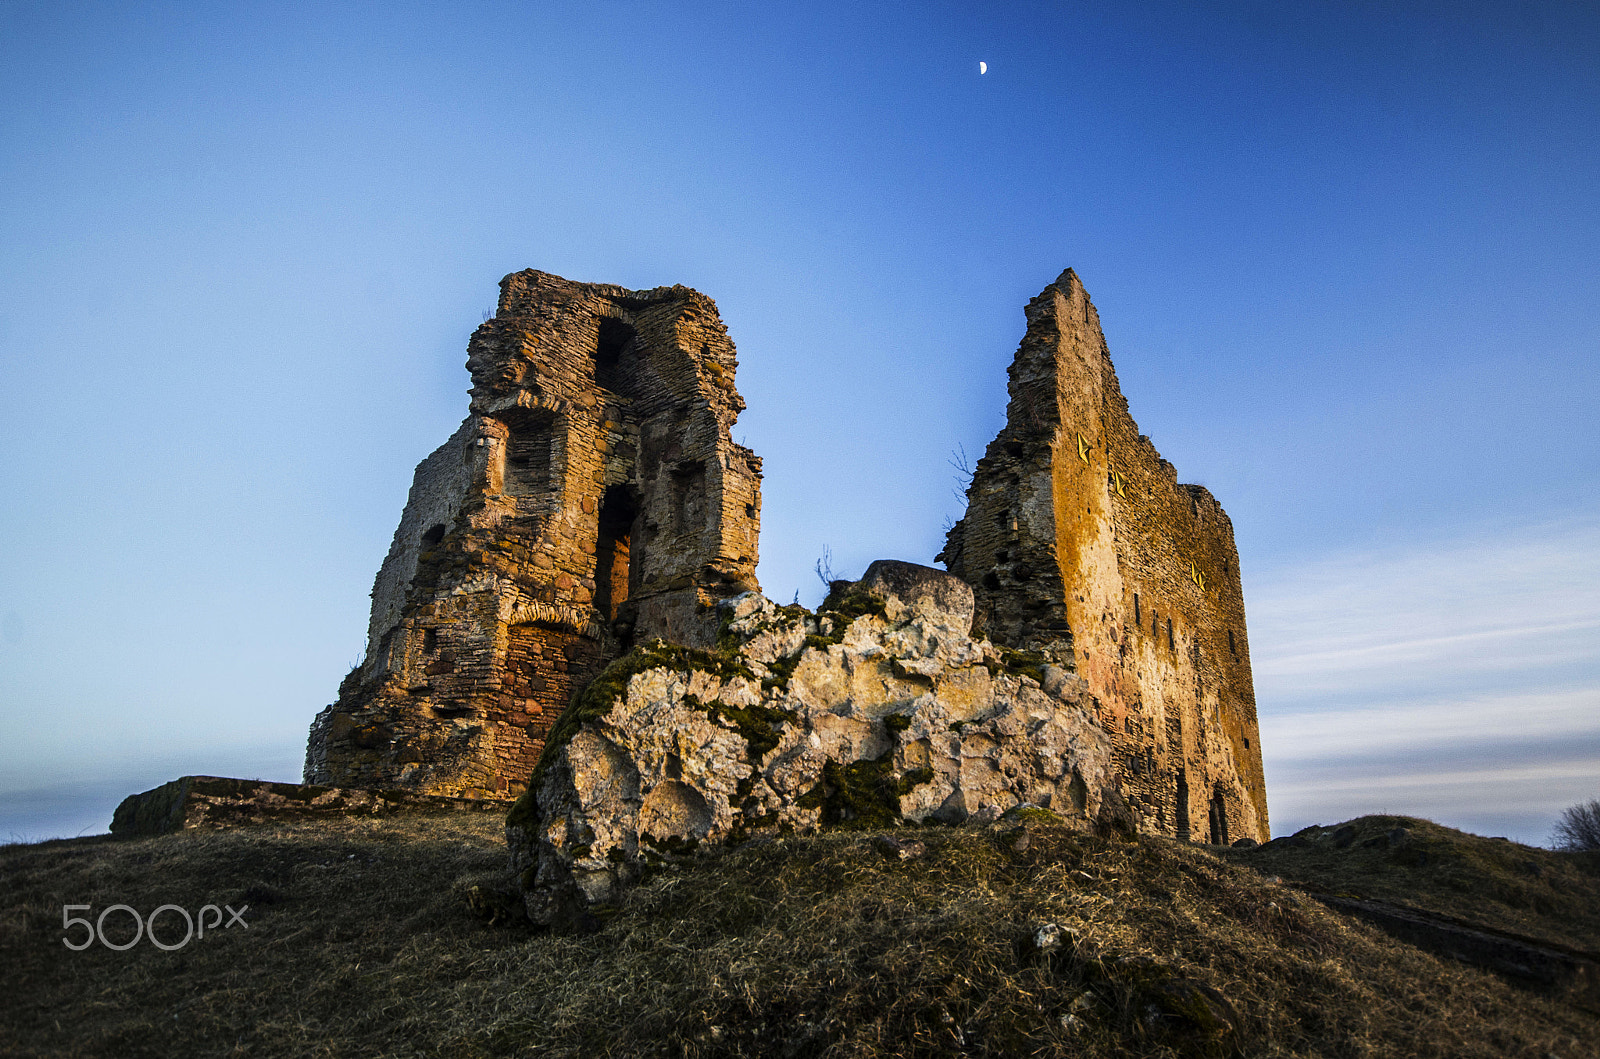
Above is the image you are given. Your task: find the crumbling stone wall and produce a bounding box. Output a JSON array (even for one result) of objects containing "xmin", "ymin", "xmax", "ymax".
[
  {"xmin": 306, "ymin": 270, "xmax": 762, "ymax": 798},
  {"xmin": 939, "ymin": 269, "xmax": 1268, "ymax": 843}
]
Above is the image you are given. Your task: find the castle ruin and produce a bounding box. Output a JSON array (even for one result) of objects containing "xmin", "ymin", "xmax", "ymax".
[
  {"xmin": 306, "ymin": 267, "xmax": 1268, "ymax": 843},
  {"xmin": 938, "ymin": 269, "xmax": 1268, "ymax": 843},
  {"xmin": 304, "ymin": 270, "xmax": 762, "ymax": 798}
]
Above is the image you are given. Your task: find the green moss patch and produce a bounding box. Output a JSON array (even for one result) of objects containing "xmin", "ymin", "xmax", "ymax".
[
  {"xmin": 760, "ymin": 633, "xmax": 837, "ymax": 691},
  {"xmin": 696, "ymin": 698, "xmax": 796, "ymax": 761},
  {"xmin": 797, "ymin": 753, "xmax": 936, "ymax": 831},
  {"xmin": 819, "ymin": 581, "xmax": 890, "ymax": 624}
]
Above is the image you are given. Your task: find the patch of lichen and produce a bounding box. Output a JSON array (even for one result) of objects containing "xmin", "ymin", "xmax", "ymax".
[
  {"xmin": 797, "ymin": 753, "xmax": 936, "ymax": 831},
  {"xmin": 508, "ymin": 639, "xmax": 755, "ymax": 832}
]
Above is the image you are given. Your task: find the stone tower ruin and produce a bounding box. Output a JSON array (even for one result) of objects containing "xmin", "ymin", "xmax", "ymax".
[
  {"xmin": 305, "ymin": 270, "xmax": 762, "ymax": 798},
  {"xmin": 938, "ymin": 269, "xmax": 1269, "ymax": 843}
]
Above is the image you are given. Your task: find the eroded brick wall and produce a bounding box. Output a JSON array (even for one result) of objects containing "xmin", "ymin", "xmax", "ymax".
[
  {"xmin": 940, "ymin": 270, "xmax": 1268, "ymax": 843},
  {"xmin": 306, "ymin": 271, "xmax": 761, "ymax": 798}
]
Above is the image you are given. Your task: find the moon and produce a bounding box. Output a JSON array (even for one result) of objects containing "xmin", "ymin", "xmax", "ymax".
[{"xmin": 979, "ymin": 61, "xmax": 987, "ymax": 74}]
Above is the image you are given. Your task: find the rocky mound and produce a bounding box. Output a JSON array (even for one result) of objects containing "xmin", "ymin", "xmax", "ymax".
[{"xmin": 508, "ymin": 560, "xmax": 1126, "ymax": 924}]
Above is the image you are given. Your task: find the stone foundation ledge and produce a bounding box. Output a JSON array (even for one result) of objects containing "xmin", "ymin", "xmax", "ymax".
[{"xmin": 110, "ymin": 775, "xmax": 514, "ymax": 838}]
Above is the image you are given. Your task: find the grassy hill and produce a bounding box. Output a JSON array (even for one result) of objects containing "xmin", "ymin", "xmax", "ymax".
[{"xmin": 1, "ymin": 811, "xmax": 1595, "ymax": 1057}]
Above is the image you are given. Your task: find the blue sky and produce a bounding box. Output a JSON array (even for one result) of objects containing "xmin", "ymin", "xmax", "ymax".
[{"xmin": 2, "ymin": 0, "xmax": 1596, "ymax": 844}]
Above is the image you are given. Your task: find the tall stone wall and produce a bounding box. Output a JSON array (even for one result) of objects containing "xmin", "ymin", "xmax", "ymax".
[
  {"xmin": 305, "ymin": 270, "xmax": 762, "ymax": 798},
  {"xmin": 939, "ymin": 269, "xmax": 1268, "ymax": 843}
]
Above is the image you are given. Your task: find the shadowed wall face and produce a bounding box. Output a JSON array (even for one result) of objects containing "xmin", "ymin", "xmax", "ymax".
[
  {"xmin": 305, "ymin": 271, "xmax": 762, "ymax": 798},
  {"xmin": 940, "ymin": 270, "xmax": 1268, "ymax": 842}
]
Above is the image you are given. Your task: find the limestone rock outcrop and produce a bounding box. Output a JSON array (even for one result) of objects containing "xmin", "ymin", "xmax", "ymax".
[
  {"xmin": 306, "ymin": 270, "xmax": 762, "ymax": 799},
  {"xmin": 939, "ymin": 269, "xmax": 1268, "ymax": 843},
  {"xmin": 508, "ymin": 560, "xmax": 1119, "ymax": 924}
]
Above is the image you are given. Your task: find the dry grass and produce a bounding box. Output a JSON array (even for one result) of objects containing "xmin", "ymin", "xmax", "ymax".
[
  {"xmin": 1, "ymin": 813, "xmax": 1595, "ymax": 1058},
  {"xmin": 1223, "ymin": 814, "xmax": 1600, "ymax": 953}
]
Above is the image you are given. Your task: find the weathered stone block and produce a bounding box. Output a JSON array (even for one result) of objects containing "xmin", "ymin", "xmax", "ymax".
[{"xmin": 110, "ymin": 775, "xmax": 512, "ymax": 837}]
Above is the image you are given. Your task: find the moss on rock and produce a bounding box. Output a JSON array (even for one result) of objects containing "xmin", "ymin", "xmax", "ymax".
[
  {"xmin": 818, "ymin": 581, "xmax": 890, "ymax": 624},
  {"xmin": 798, "ymin": 753, "xmax": 936, "ymax": 831},
  {"xmin": 508, "ymin": 639, "xmax": 756, "ymax": 831},
  {"xmin": 696, "ymin": 698, "xmax": 796, "ymax": 761}
]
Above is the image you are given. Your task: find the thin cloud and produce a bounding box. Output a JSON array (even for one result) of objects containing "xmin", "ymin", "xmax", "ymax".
[
  {"xmin": 1264, "ymin": 684, "xmax": 1600, "ymax": 759},
  {"xmin": 1248, "ymin": 514, "xmax": 1600, "ymax": 842}
]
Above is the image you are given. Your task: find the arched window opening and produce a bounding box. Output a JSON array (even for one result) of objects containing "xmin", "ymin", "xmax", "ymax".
[{"xmin": 595, "ymin": 486, "xmax": 639, "ymax": 623}]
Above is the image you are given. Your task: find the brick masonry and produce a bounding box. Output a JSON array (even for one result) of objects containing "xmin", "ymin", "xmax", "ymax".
[{"xmin": 939, "ymin": 269, "xmax": 1269, "ymax": 843}]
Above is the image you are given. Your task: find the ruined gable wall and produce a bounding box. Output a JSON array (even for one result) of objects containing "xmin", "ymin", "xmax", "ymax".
[
  {"xmin": 306, "ymin": 271, "xmax": 760, "ymax": 799},
  {"xmin": 610, "ymin": 291, "xmax": 762, "ymax": 645},
  {"xmin": 940, "ymin": 270, "xmax": 1267, "ymax": 842}
]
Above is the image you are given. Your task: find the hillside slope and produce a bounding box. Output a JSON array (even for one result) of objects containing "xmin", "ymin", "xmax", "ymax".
[{"xmin": 1, "ymin": 812, "xmax": 1595, "ymax": 1058}]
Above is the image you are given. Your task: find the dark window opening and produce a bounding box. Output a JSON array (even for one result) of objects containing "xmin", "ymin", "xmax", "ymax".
[
  {"xmin": 503, "ymin": 411, "xmax": 554, "ymax": 498},
  {"xmin": 422, "ymin": 628, "xmax": 438, "ymax": 653},
  {"xmin": 981, "ymin": 571, "xmax": 1001, "ymax": 591},
  {"xmin": 1228, "ymin": 629, "xmax": 1238, "ymax": 658},
  {"xmin": 595, "ymin": 486, "xmax": 639, "ymax": 623},
  {"xmin": 1133, "ymin": 593, "xmax": 1141, "ymax": 626},
  {"xmin": 596, "ymin": 317, "xmax": 636, "ymax": 393},
  {"xmin": 421, "ymin": 524, "xmax": 446, "ymax": 548},
  {"xmin": 1243, "ymin": 737, "xmax": 1251, "ymax": 749},
  {"xmin": 1175, "ymin": 770, "xmax": 1191, "ymax": 841},
  {"xmin": 994, "ymin": 508, "xmax": 1009, "ymax": 529},
  {"xmin": 1166, "ymin": 618, "xmax": 1174, "ymax": 651}
]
